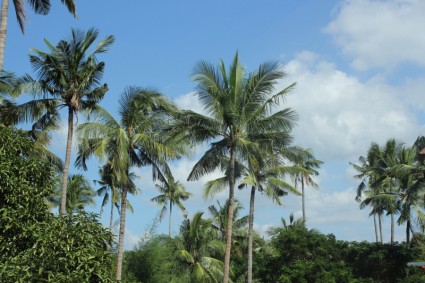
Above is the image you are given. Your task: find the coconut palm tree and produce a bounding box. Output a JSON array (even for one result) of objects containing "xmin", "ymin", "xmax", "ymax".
[
  {"xmin": 76, "ymin": 87, "xmax": 182, "ymax": 281},
  {"xmin": 293, "ymin": 148, "xmax": 322, "ymax": 224},
  {"xmin": 166, "ymin": 52, "xmax": 296, "ymax": 283},
  {"xmin": 177, "ymin": 212, "xmax": 225, "ymax": 283},
  {"xmin": 151, "ymin": 172, "xmax": 191, "ymax": 237},
  {"xmin": 389, "ymin": 145, "xmax": 425, "ymax": 246},
  {"xmin": 239, "ymin": 152, "xmax": 302, "ymax": 283},
  {"xmin": 50, "ymin": 173, "xmax": 95, "ymax": 213},
  {"xmin": 1, "ymin": 28, "xmax": 114, "ymax": 216},
  {"xmin": 352, "ymin": 143, "xmax": 385, "ymax": 242},
  {"xmin": 0, "ymin": 0, "xmax": 77, "ymax": 70},
  {"xmin": 207, "ymin": 199, "xmax": 248, "ymax": 242},
  {"xmin": 94, "ymin": 163, "xmax": 120, "ymax": 231}
]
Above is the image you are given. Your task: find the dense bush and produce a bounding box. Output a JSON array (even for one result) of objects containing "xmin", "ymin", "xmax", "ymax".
[
  {"xmin": 0, "ymin": 126, "xmax": 115, "ymax": 282},
  {"xmin": 123, "ymin": 235, "xmax": 187, "ymax": 283}
]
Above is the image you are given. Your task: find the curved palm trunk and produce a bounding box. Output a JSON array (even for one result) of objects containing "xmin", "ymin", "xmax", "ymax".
[
  {"xmin": 116, "ymin": 188, "xmax": 127, "ymax": 282},
  {"xmin": 391, "ymin": 212, "xmax": 395, "ymax": 244},
  {"xmin": 60, "ymin": 108, "xmax": 74, "ymax": 216},
  {"xmin": 0, "ymin": 0, "xmax": 8, "ymax": 70},
  {"xmin": 373, "ymin": 214, "xmax": 379, "ymax": 243},
  {"xmin": 223, "ymin": 145, "xmax": 236, "ymax": 283},
  {"xmin": 247, "ymin": 186, "xmax": 256, "ymax": 283},
  {"xmin": 379, "ymin": 214, "xmax": 383, "ymax": 243},
  {"xmin": 169, "ymin": 201, "xmax": 172, "ymax": 237},
  {"xmin": 301, "ymin": 177, "xmax": 306, "ymax": 223}
]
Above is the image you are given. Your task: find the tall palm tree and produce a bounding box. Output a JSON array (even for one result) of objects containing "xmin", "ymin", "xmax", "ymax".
[
  {"xmin": 390, "ymin": 145, "xmax": 425, "ymax": 246},
  {"xmin": 177, "ymin": 212, "xmax": 225, "ymax": 283},
  {"xmin": 239, "ymin": 153, "xmax": 301, "ymax": 283},
  {"xmin": 76, "ymin": 87, "xmax": 182, "ymax": 282},
  {"xmin": 0, "ymin": 0, "xmax": 77, "ymax": 70},
  {"xmin": 352, "ymin": 143, "xmax": 385, "ymax": 242},
  {"xmin": 151, "ymin": 172, "xmax": 191, "ymax": 237},
  {"xmin": 293, "ymin": 148, "xmax": 322, "ymax": 223},
  {"xmin": 1, "ymin": 28, "xmax": 114, "ymax": 216},
  {"xmin": 167, "ymin": 52, "xmax": 296, "ymax": 283}
]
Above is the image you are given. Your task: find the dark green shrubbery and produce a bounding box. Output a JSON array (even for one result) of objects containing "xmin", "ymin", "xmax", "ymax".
[{"xmin": 0, "ymin": 126, "xmax": 115, "ymax": 282}]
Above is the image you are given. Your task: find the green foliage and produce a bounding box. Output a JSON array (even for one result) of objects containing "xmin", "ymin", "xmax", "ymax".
[
  {"xmin": 259, "ymin": 225, "xmax": 355, "ymax": 283},
  {"xmin": 344, "ymin": 242, "xmax": 416, "ymax": 282},
  {"xmin": 123, "ymin": 235, "xmax": 187, "ymax": 283},
  {"xmin": 1, "ymin": 213, "xmax": 115, "ymax": 282},
  {"xmin": 0, "ymin": 126, "xmax": 114, "ymax": 282}
]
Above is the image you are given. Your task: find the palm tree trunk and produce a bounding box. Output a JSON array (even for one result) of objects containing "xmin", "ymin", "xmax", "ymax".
[
  {"xmin": 406, "ymin": 220, "xmax": 411, "ymax": 246},
  {"xmin": 109, "ymin": 197, "xmax": 114, "ymax": 231},
  {"xmin": 169, "ymin": 201, "xmax": 172, "ymax": 237},
  {"xmin": 223, "ymin": 145, "xmax": 236, "ymax": 283},
  {"xmin": 379, "ymin": 214, "xmax": 383, "ymax": 244},
  {"xmin": 116, "ymin": 188, "xmax": 127, "ymax": 282},
  {"xmin": 0, "ymin": 0, "xmax": 8, "ymax": 71},
  {"xmin": 247, "ymin": 186, "xmax": 256, "ymax": 283},
  {"xmin": 60, "ymin": 108, "xmax": 74, "ymax": 216},
  {"xmin": 301, "ymin": 177, "xmax": 306, "ymax": 223},
  {"xmin": 373, "ymin": 214, "xmax": 379, "ymax": 243},
  {"xmin": 391, "ymin": 212, "xmax": 395, "ymax": 244}
]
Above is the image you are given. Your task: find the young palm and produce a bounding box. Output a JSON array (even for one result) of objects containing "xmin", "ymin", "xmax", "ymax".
[
  {"xmin": 76, "ymin": 87, "xmax": 182, "ymax": 281},
  {"xmin": 177, "ymin": 212, "xmax": 225, "ymax": 283},
  {"xmin": 151, "ymin": 172, "xmax": 191, "ymax": 237},
  {"xmin": 1, "ymin": 28, "xmax": 114, "ymax": 216},
  {"xmin": 293, "ymin": 148, "xmax": 323, "ymax": 223},
  {"xmin": 208, "ymin": 199, "xmax": 248, "ymax": 242},
  {"xmin": 167, "ymin": 52, "xmax": 296, "ymax": 282},
  {"xmin": 94, "ymin": 163, "xmax": 121, "ymax": 231},
  {"xmin": 0, "ymin": 0, "xmax": 77, "ymax": 70},
  {"xmin": 50, "ymin": 173, "xmax": 95, "ymax": 213}
]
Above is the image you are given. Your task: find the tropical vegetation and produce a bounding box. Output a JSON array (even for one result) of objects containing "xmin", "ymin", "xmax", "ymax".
[{"xmin": 1, "ymin": 5, "xmax": 425, "ymax": 281}]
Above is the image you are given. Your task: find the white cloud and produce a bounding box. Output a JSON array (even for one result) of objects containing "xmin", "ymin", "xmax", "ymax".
[
  {"xmin": 174, "ymin": 90, "xmax": 207, "ymax": 115},
  {"xmin": 325, "ymin": 0, "xmax": 425, "ymax": 70},
  {"xmin": 124, "ymin": 228, "xmax": 140, "ymax": 250},
  {"xmin": 283, "ymin": 51, "xmax": 423, "ymax": 162}
]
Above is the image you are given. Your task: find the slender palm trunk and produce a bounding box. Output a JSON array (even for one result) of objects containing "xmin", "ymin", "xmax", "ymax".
[
  {"xmin": 60, "ymin": 108, "xmax": 74, "ymax": 216},
  {"xmin": 223, "ymin": 145, "xmax": 236, "ymax": 283},
  {"xmin": 373, "ymin": 214, "xmax": 379, "ymax": 243},
  {"xmin": 247, "ymin": 186, "xmax": 256, "ymax": 283},
  {"xmin": 116, "ymin": 188, "xmax": 127, "ymax": 282},
  {"xmin": 0, "ymin": 0, "xmax": 8, "ymax": 71},
  {"xmin": 406, "ymin": 220, "xmax": 411, "ymax": 246},
  {"xmin": 109, "ymin": 196, "xmax": 114, "ymax": 231},
  {"xmin": 379, "ymin": 214, "xmax": 383, "ymax": 243},
  {"xmin": 391, "ymin": 212, "xmax": 395, "ymax": 244},
  {"xmin": 301, "ymin": 177, "xmax": 306, "ymax": 223},
  {"xmin": 169, "ymin": 201, "xmax": 172, "ymax": 237}
]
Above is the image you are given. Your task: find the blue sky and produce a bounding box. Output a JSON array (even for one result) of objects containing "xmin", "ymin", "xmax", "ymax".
[{"xmin": 6, "ymin": 0, "xmax": 425, "ymax": 249}]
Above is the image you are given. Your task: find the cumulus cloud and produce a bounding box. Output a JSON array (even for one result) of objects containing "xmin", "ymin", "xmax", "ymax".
[
  {"xmin": 282, "ymin": 51, "xmax": 423, "ymax": 161},
  {"xmin": 325, "ymin": 0, "xmax": 425, "ymax": 70}
]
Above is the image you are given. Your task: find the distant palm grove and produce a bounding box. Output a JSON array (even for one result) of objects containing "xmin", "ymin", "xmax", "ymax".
[{"xmin": 1, "ymin": 2, "xmax": 425, "ymax": 283}]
